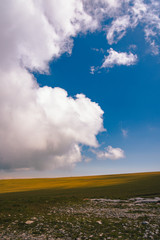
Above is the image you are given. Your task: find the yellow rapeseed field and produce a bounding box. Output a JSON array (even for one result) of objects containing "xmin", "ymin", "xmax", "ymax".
[{"xmin": 0, "ymin": 171, "xmax": 160, "ymax": 195}]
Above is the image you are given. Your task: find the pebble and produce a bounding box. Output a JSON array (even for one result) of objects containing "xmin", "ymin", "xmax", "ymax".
[
  {"xmin": 96, "ymin": 220, "xmax": 102, "ymax": 224},
  {"xmin": 142, "ymin": 221, "xmax": 149, "ymax": 225},
  {"xmin": 25, "ymin": 220, "xmax": 34, "ymax": 224}
]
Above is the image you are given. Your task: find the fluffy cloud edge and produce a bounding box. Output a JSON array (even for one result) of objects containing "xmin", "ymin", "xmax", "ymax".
[
  {"xmin": 96, "ymin": 146, "xmax": 125, "ymax": 160},
  {"xmin": 101, "ymin": 48, "xmax": 137, "ymax": 68}
]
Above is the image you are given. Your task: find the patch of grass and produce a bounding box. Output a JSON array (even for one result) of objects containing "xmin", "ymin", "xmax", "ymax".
[{"xmin": 0, "ymin": 172, "xmax": 160, "ymax": 219}]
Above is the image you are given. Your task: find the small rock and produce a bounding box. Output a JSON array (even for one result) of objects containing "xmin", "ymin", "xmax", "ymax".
[
  {"xmin": 142, "ymin": 221, "xmax": 149, "ymax": 225},
  {"xmin": 96, "ymin": 220, "xmax": 102, "ymax": 224},
  {"xmin": 25, "ymin": 220, "xmax": 34, "ymax": 224}
]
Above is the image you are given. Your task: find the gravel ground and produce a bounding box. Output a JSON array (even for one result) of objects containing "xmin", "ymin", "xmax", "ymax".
[{"xmin": 0, "ymin": 197, "xmax": 160, "ymax": 240}]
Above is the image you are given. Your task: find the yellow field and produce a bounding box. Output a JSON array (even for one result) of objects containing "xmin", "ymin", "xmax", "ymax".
[{"xmin": 0, "ymin": 171, "xmax": 160, "ymax": 194}]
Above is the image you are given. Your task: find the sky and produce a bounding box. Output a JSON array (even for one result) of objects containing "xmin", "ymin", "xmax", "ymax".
[{"xmin": 0, "ymin": 0, "xmax": 160, "ymax": 178}]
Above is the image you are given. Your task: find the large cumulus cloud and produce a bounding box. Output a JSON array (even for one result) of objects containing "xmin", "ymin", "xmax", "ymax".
[
  {"xmin": 0, "ymin": 0, "xmax": 104, "ymax": 171},
  {"xmin": 0, "ymin": 66, "xmax": 104, "ymax": 170}
]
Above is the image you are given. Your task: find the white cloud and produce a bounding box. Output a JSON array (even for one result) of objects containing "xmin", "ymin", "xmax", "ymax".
[
  {"xmin": 107, "ymin": 15, "xmax": 131, "ymax": 45},
  {"xmin": 104, "ymin": 0, "xmax": 160, "ymax": 57},
  {"xmin": 150, "ymin": 40, "xmax": 159, "ymax": 55},
  {"xmin": 0, "ymin": 67, "xmax": 104, "ymax": 170},
  {"xmin": 90, "ymin": 66, "xmax": 95, "ymax": 74},
  {"xmin": 0, "ymin": 0, "xmax": 99, "ymax": 73},
  {"xmin": 105, "ymin": 0, "xmax": 148, "ymax": 45},
  {"xmin": 0, "ymin": 0, "xmax": 104, "ymax": 171},
  {"xmin": 144, "ymin": 28, "xmax": 159, "ymax": 55},
  {"xmin": 97, "ymin": 146, "xmax": 125, "ymax": 160},
  {"xmin": 101, "ymin": 48, "xmax": 137, "ymax": 68},
  {"xmin": 1, "ymin": 1, "xmax": 159, "ymax": 72}
]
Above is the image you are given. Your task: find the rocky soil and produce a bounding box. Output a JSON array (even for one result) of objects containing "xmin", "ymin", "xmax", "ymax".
[{"xmin": 0, "ymin": 197, "xmax": 160, "ymax": 240}]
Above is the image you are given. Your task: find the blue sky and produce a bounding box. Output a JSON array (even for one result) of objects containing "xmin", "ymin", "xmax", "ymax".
[
  {"xmin": 0, "ymin": 0, "xmax": 160, "ymax": 178},
  {"xmin": 35, "ymin": 29, "xmax": 160, "ymax": 176}
]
